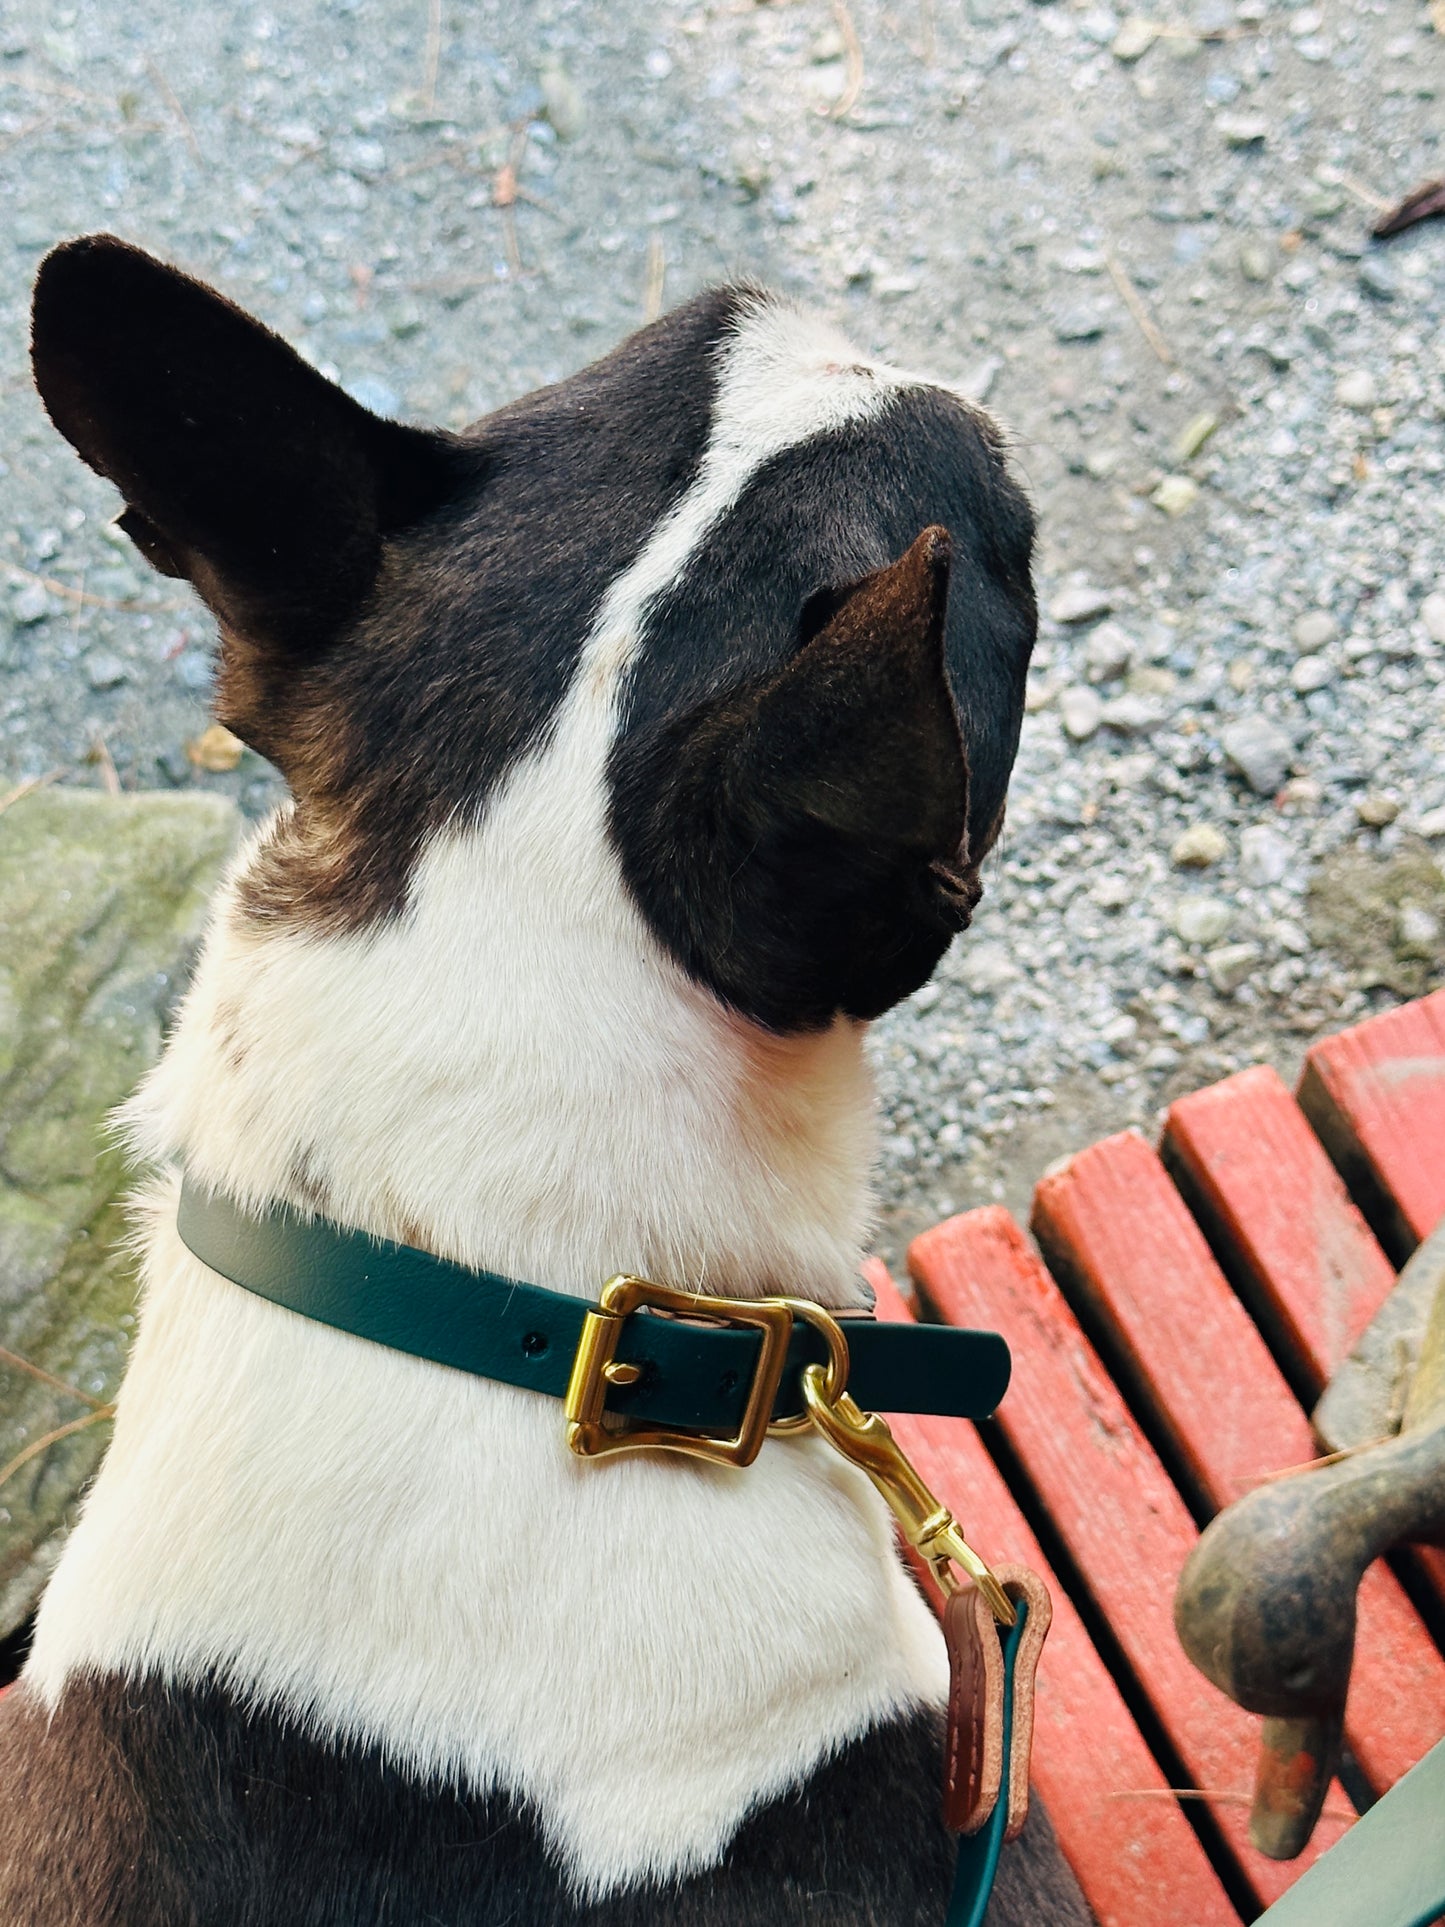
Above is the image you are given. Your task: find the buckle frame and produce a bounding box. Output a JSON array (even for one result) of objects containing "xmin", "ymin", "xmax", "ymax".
[{"xmin": 565, "ymin": 1274, "xmax": 799, "ymax": 1467}]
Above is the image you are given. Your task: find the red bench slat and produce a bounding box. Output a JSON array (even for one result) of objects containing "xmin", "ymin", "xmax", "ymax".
[
  {"xmin": 1031, "ymin": 1131, "xmax": 1445, "ymax": 1800},
  {"xmin": 1162, "ymin": 1065, "xmax": 1398, "ymax": 1394},
  {"xmin": 1297, "ymin": 987, "xmax": 1445, "ymax": 1265},
  {"xmin": 862, "ymin": 1261, "xmax": 1240, "ymax": 1927},
  {"xmin": 908, "ymin": 1208, "xmax": 1353, "ymax": 1910}
]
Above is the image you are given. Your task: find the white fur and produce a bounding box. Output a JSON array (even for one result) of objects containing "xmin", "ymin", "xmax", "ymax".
[{"xmin": 26, "ymin": 296, "xmax": 950, "ymax": 1895}]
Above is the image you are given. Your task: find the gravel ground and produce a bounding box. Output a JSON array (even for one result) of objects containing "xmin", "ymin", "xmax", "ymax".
[{"xmin": 1, "ymin": 0, "xmax": 1443, "ymax": 1264}]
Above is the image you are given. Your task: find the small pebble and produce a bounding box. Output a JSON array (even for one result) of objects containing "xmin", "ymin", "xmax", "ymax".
[
  {"xmin": 1152, "ymin": 474, "xmax": 1199, "ymax": 517},
  {"xmin": 1358, "ymin": 258, "xmax": 1399, "ymax": 303},
  {"xmin": 84, "ymin": 649, "xmax": 128, "ymax": 691},
  {"xmin": 1239, "ymin": 241, "xmax": 1274, "ymax": 283},
  {"xmin": 1290, "ymin": 655, "xmax": 1334, "ymax": 693},
  {"xmin": 1421, "ymin": 591, "xmax": 1445, "ymax": 645},
  {"xmin": 1217, "ymin": 112, "xmax": 1268, "ymax": 147},
  {"xmin": 1171, "ymin": 824, "xmax": 1228, "ymax": 868},
  {"xmin": 1356, "ymin": 792, "xmax": 1400, "ymax": 827},
  {"xmin": 1048, "ymin": 584, "xmax": 1114, "ymax": 625},
  {"xmin": 1112, "ymin": 15, "xmax": 1159, "ymax": 60},
  {"xmin": 1356, "ymin": 797, "xmax": 1402, "ymax": 828},
  {"xmin": 1221, "ymin": 715, "xmax": 1293, "ymax": 795},
  {"xmin": 1174, "ymin": 895, "xmax": 1233, "ymax": 945},
  {"xmin": 1292, "ymin": 611, "xmax": 1338, "ymax": 653},
  {"xmin": 174, "ymin": 649, "xmax": 213, "ymax": 691},
  {"xmin": 1054, "ymin": 306, "xmax": 1107, "ymax": 344},
  {"xmin": 1060, "ymin": 685, "xmax": 1103, "ymax": 740},
  {"xmin": 1239, "ymin": 824, "xmax": 1291, "ymax": 887},
  {"xmin": 1084, "ymin": 620, "xmax": 1133, "ymax": 682},
  {"xmin": 11, "ymin": 583, "xmax": 50, "ymax": 624},
  {"xmin": 1205, "ymin": 941, "xmax": 1261, "ymax": 994},
  {"xmin": 1417, "ymin": 806, "xmax": 1445, "ymax": 841},
  {"xmin": 1335, "ymin": 370, "xmax": 1379, "ymax": 411},
  {"xmin": 1101, "ymin": 693, "xmax": 1160, "ymax": 733},
  {"xmin": 1398, "ymin": 904, "xmax": 1441, "ymax": 949}
]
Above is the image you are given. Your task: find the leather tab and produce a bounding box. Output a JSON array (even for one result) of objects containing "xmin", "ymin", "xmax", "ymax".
[
  {"xmin": 943, "ymin": 1564, "xmax": 1052, "ymax": 1840},
  {"xmin": 944, "ymin": 1581, "xmax": 1006, "ymax": 1833}
]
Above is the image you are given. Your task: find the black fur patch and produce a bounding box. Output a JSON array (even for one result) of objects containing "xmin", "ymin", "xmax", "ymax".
[
  {"xmin": 608, "ymin": 390, "xmax": 1035, "ymax": 1031},
  {"xmin": 0, "ymin": 1675, "xmax": 1091, "ymax": 1926},
  {"xmin": 31, "ymin": 238, "xmax": 735, "ymax": 930}
]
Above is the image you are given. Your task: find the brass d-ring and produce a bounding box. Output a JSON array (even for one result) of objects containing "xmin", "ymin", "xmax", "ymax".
[{"xmin": 766, "ymin": 1298, "xmax": 852, "ymax": 1436}]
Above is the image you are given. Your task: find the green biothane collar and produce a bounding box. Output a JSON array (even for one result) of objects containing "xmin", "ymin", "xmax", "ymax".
[{"xmin": 176, "ymin": 1180, "xmax": 1011, "ymax": 1434}]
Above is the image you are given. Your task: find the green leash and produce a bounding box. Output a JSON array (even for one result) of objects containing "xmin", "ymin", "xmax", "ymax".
[
  {"xmin": 1254, "ymin": 1737, "xmax": 1445, "ymax": 1927},
  {"xmin": 947, "ymin": 1598, "xmax": 1028, "ymax": 1927}
]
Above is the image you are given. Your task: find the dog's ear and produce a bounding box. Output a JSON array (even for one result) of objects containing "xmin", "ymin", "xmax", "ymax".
[
  {"xmin": 31, "ymin": 234, "xmax": 463, "ymax": 659},
  {"xmin": 614, "ymin": 526, "xmax": 979, "ymax": 1031}
]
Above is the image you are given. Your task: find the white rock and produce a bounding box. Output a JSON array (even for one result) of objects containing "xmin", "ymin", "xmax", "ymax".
[
  {"xmin": 1335, "ymin": 370, "xmax": 1378, "ymax": 411},
  {"xmin": 1112, "ymin": 14, "xmax": 1159, "ymax": 60},
  {"xmin": 1101, "ymin": 693, "xmax": 1160, "ymax": 734},
  {"xmin": 1206, "ymin": 941, "xmax": 1261, "ymax": 994},
  {"xmin": 1217, "ymin": 113, "xmax": 1268, "ymax": 147},
  {"xmin": 1171, "ymin": 824, "xmax": 1228, "ymax": 869},
  {"xmin": 1152, "ymin": 474, "xmax": 1199, "ymax": 517},
  {"xmin": 1421, "ymin": 591, "xmax": 1445, "ymax": 645},
  {"xmin": 1417, "ymin": 806, "xmax": 1445, "ymax": 840},
  {"xmin": 1291, "ymin": 655, "xmax": 1334, "ymax": 693},
  {"xmin": 1174, "ymin": 895, "xmax": 1233, "ymax": 945},
  {"xmin": 1060, "ymin": 685, "xmax": 1103, "ymax": 740},
  {"xmin": 1399, "ymin": 904, "xmax": 1441, "ymax": 949},
  {"xmin": 1084, "ymin": 620, "xmax": 1134, "ymax": 682},
  {"xmin": 1092, "ymin": 874, "xmax": 1133, "ymax": 908},
  {"xmin": 11, "ymin": 583, "xmax": 50, "ymax": 625},
  {"xmin": 959, "ymin": 941, "xmax": 1020, "ymax": 994},
  {"xmin": 1049, "ymin": 584, "xmax": 1114, "ymax": 625},
  {"xmin": 1222, "ymin": 716, "xmax": 1293, "ymax": 795},
  {"xmin": 1239, "ymin": 824, "xmax": 1291, "ymax": 888},
  {"xmin": 1292, "ymin": 611, "xmax": 1338, "ymax": 653},
  {"xmin": 1271, "ymin": 918, "xmax": 1310, "ymax": 955}
]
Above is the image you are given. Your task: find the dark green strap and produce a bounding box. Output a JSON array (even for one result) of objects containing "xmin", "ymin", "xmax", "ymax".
[
  {"xmin": 1255, "ymin": 1737, "xmax": 1445, "ymax": 1927},
  {"xmin": 177, "ymin": 1182, "xmax": 1011, "ymax": 1431},
  {"xmin": 947, "ymin": 1598, "xmax": 1028, "ymax": 1927}
]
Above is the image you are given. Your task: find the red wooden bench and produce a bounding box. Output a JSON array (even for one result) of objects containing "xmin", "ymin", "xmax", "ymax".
[{"xmin": 875, "ymin": 987, "xmax": 1445, "ymax": 1924}]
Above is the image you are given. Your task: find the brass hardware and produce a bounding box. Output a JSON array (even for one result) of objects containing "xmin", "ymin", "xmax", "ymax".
[
  {"xmin": 564, "ymin": 1274, "xmax": 796, "ymax": 1467},
  {"xmin": 799, "ymin": 1362, "xmax": 1017, "ymax": 1627},
  {"xmin": 564, "ymin": 1276, "xmax": 1015, "ymax": 1625}
]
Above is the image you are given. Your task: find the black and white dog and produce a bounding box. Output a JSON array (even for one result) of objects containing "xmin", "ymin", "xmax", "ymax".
[{"xmin": 0, "ymin": 237, "xmax": 1091, "ymax": 1926}]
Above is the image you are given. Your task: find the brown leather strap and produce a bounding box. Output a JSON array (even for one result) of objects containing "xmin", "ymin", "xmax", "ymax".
[{"xmin": 943, "ymin": 1564, "xmax": 1052, "ymax": 1839}]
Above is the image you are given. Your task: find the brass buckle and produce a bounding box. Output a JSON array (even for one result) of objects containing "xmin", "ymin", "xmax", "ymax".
[{"xmin": 565, "ymin": 1275, "xmax": 834, "ymax": 1468}]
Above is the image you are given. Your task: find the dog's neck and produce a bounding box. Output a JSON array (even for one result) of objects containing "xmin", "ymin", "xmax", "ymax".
[{"xmin": 130, "ymin": 705, "xmax": 880, "ymax": 1312}]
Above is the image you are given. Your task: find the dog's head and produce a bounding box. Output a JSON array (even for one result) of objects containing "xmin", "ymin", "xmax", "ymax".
[{"xmin": 32, "ymin": 236, "xmax": 1035, "ymax": 1035}]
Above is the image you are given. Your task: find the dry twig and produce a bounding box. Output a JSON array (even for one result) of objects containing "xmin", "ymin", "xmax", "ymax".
[
  {"xmin": 826, "ymin": 0, "xmax": 865, "ymax": 117},
  {"xmin": 0, "ymin": 1344, "xmax": 112, "ymax": 1413},
  {"xmin": 89, "ymin": 730, "xmax": 122, "ymax": 798},
  {"xmin": 643, "ymin": 234, "xmax": 666, "ymax": 324},
  {"xmin": 0, "ymin": 769, "xmax": 65, "ymax": 817},
  {"xmin": 3, "ymin": 561, "xmax": 177, "ymax": 615},
  {"xmin": 0, "ymin": 1409, "xmax": 116, "ymax": 1494},
  {"xmin": 1105, "ymin": 253, "xmax": 1174, "ymax": 366},
  {"xmin": 146, "ymin": 59, "xmax": 203, "ymax": 164},
  {"xmin": 421, "ymin": 0, "xmax": 443, "ymax": 113}
]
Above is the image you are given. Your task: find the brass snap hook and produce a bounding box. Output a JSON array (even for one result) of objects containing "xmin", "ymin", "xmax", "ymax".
[{"xmin": 798, "ymin": 1361, "xmax": 1016, "ymax": 1627}]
